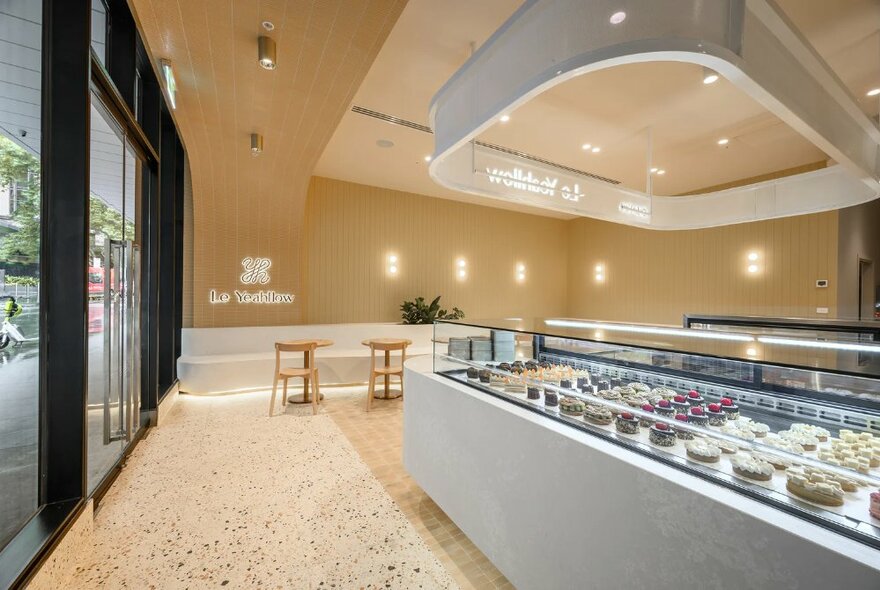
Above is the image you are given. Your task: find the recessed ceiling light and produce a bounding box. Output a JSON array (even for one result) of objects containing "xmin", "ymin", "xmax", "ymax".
[
  {"xmin": 748, "ymin": 252, "xmax": 758, "ymax": 261},
  {"xmin": 262, "ymin": 21, "xmax": 274, "ymax": 31},
  {"xmin": 609, "ymin": 11, "xmax": 626, "ymax": 24},
  {"xmin": 581, "ymin": 143, "xmax": 592, "ymax": 150},
  {"xmin": 747, "ymin": 264, "xmax": 759, "ymax": 273},
  {"xmin": 650, "ymin": 167, "xmax": 658, "ymax": 173},
  {"xmin": 376, "ymin": 139, "xmax": 394, "ymax": 148},
  {"xmin": 702, "ymin": 66, "xmax": 719, "ymax": 85},
  {"xmin": 656, "ymin": 169, "xmax": 666, "ymax": 175},
  {"xmin": 591, "ymin": 146, "xmax": 601, "ymax": 153},
  {"xmin": 499, "ymin": 114, "xmax": 510, "ymax": 123},
  {"xmin": 424, "ymin": 155, "xmax": 432, "ymax": 162},
  {"xmin": 717, "ymin": 138, "xmax": 729, "ymax": 146},
  {"xmin": 868, "ymin": 88, "xmax": 880, "ymax": 97}
]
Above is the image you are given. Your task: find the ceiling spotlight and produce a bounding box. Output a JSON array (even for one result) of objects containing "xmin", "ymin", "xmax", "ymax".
[
  {"xmin": 717, "ymin": 138, "xmax": 729, "ymax": 146},
  {"xmin": 656, "ymin": 169, "xmax": 666, "ymax": 175},
  {"xmin": 581, "ymin": 143, "xmax": 592, "ymax": 150},
  {"xmin": 703, "ymin": 67, "xmax": 719, "ymax": 85},
  {"xmin": 250, "ymin": 133, "xmax": 263, "ymax": 156},
  {"xmin": 258, "ymin": 35, "xmax": 277, "ymax": 70},
  {"xmin": 650, "ymin": 167, "xmax": 658, "ymax": 173},
  {"xmin": 424, "ymin": 155, "xmax": 432, "ymax": 162},
  {"xmin": 868, "ymin": 88, "xmax": 880, "ymax": 97},
  {"xmin": 499, "ymin": 114, "xmax": 510, "ymax": 123},
  {"xmin": 609, "ymin": 11, "xmax": 626, "ymax": 24},
  {"xmin": 591, "ymin": 146, "xmax": 601, "ymax": 153},
  {"xmin": 261, "ymin": 21, "xmax": 275, "ymax": 31},
  {"xmin": 748, "ymin": 252, "xmax": 758, "ymax": 261},
  {"xmin": 747, "ymin": 264, "xmax": 759, "ymax": 273}
]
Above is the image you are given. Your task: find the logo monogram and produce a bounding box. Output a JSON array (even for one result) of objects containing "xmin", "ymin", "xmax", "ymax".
[{"xmin": 240, "ymin": 257, "xmax": 271, "ymax": 285}]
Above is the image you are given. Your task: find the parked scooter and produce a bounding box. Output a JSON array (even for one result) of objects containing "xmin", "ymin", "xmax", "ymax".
[{"xmin": 0, "ymin": 296, "xmax": 26, "ymax": 350}]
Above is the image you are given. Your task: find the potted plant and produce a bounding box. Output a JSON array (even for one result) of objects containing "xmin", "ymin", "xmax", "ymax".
[{"xmin": 400, "ymin": 296, "xmax": 464, "ymax": 324}]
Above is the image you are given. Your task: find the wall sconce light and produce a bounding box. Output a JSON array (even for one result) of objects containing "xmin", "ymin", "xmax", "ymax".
[
  {"xmin": 258, "ymin": 35, "xmax": 277, "ymax": 70},
  {"xmin": 456, "ymin": 258, "xmax": 467, "ymax": 280},
  {"xmin": 594, "ymin": 264, "xmax": 605, "ymax": 282},
  {"xmin": 250, "ymin": 133, "xmax": 264, "ymax": 156},
  {"xmin": 387, "ymin": 254, "xmax": 398, "ymax": 275},
  {"xmin": 746, "ymin": 251, "xmax": 760, "ymax": 274},
  {"xmin": 515, "ymin": 263, "xmax": 526, "ymax": 282}
]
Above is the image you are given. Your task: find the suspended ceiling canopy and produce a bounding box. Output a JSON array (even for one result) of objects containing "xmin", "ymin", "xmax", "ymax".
[{"xmin": 316, "ymin": 0, "xmax": 880, "ymax": 222}]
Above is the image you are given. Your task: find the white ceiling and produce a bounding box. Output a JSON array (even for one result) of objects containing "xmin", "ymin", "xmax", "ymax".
[{"xmin": 315, "ymin": 0, "xmax": 880, "ymax": 213}]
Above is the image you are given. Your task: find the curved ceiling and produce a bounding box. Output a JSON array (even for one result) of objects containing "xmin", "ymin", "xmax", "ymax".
[
  {"xmin": 316, "ymin": 0, "xmax": 879, "ymax": 218},
  {"xmin": 130, "ymin": 0, "xmax": 407, "ymax": 326}
]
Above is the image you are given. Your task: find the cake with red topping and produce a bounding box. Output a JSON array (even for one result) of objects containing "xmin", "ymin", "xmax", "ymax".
[
  {"xmin": 674, "ymin": 414, "xmax": 695, "ymax": 440},
  {"xmin": 719, "ymin": 397, "xmax": 740, "ymax": 420},
  {"xmin": 706, "ymin": 403, "xmax": 727, "ymax": 426},
  {"xmin": 639, "ymin": 403, "xmax": 655, "ymax": 427},
  {"xmin": 687, "ymin": 406, "xmax": 709, "ymax": 427},
  {"xmin": 670, "ymin": 395, "xmax": 690, "ymax": 414},
  {"xmin": 615, "ymin": 411, "xmax": 639, "ymax": 434},
  {"xmin": 649, "ymin": 422, "xmax": 676, "ymax": 447},
  {"xmin": 655, "ymin": 399, "xmax": 675, "ymax": 418},
  {"xmin": 686, "ymin": 389, "xmax": 705, "ymax": 407}
]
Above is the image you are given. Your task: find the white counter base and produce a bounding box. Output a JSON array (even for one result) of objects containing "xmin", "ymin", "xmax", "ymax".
[{"xmin": 403, "ymin": 357, "xmax": 880, "ymax": 590}]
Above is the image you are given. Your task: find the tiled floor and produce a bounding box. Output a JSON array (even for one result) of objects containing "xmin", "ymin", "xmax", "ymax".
[
  {"xmin": 68, "ymin": 390, "xmax": 458, "ymax": 589},
  {"xmin": 321, "ymin": 387, "xmax": 512, "ymax": 590}
]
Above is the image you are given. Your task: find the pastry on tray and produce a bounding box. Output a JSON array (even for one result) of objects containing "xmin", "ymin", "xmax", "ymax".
[
  {"xmin": 651, "ymin": 387, "xmax": 677, "ymax": 400},
  {"xmin": 674, "ymin": 414, "xmax": 695, "ymax": 440},
  {"xmin": 786, "ymin": 467, "xmax": 845, "ymax": 507},
  {"xmin": 685, "ymin": 439, "xmax": 722, "ymax": 463},
  {"xmin": 615, "ymin": 412, "xmax": 639, "ymax": 435},
  {"xmin": 707, "ymin": 437, "xmax": 738, "ymax": 454},
  {"xmin": 706, "ymin": 403, "xmax": 727, "ymax": 426},
  {"xmin": 870, "ymin": 491, "xmax": 880, "ymax": 520},
  {"xmin": 719, "ymin": 397, "xmax": 740, "ymax": 420},
  {"xmin": 778, "ymin": 429, "xmax": 819, "ymax": 452},
  {"xmin": 751, "ymin": 451, "xmax": 792, "ymax": 471},
  {"xmin": 638, "ymin": 403, "xmax": 655, "ymax": 428},
  {"xmin": 583, "ymin": 403, "xmax": 613, "ymax": 426},
  {"xmin": 628, "ymin": 382, "xmax": 652, "ymax": 394},
  {"xmin": 687, "ymin": 406, "xmax": 709, "ymax": 427},
  {"xmin": 730, "ymin": 454, "xmax": 775, "ymax": 482},
  {"xmin": 649, "ymin": 422, "xmax": 676, "ymax": 447},
  {"xmin": 654, "ymin": 399, "xmax": 675, "ymax": 418},
  {"xmin": 560, "ymin": 396, "xmax": 586, "ymax": 416},
  {"xmin": 527, "ymin": 386, "xmax": 541, "ymax": 401},
  {"xmin": 670, "ymin": 395, "xmax": 690, "ymax": 414},
  {"xmin": 720, "ymin": 422, "xmax": 756, "ymax": 443},
  {"xmin": 543, "ymin": 389, "xmax": 559, "ymax": 408},
  {"xmin": 789, "ymin": 423, "xmax": 830, "ymax": 442},
  {"xmin": 736, "ymin": 417, "xmax": 769, "ymax": 438},
  {"xmin": 466, "ymin": 367, "xmax": 479, "ymax": 380},
  {"xmin": 686, "ymin": 389, "xmax": 705, "ymax": 407}
]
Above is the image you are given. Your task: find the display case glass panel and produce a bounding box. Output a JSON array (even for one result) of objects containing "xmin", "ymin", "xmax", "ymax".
[{"xmin": 433, "ymin": 318, "xmax": 880, "ymax": 548}]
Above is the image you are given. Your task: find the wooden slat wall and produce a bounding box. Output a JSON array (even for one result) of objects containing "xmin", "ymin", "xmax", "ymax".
[
  {"xmin": 566, "ymin": 212, "xmax": 839, "ymax": 325},
  {"xmin": 303, "ymin": 177, "xmax": 570, "ymax": 323}
]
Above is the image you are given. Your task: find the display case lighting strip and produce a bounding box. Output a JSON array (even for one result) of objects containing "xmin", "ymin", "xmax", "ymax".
[
  {"xmin": 544, "ymin": 319, "xmax": 755, "ymax": 343},
  {"xmin": 757, "ymin": 336, "xmax": 880, "ymax": 353}
]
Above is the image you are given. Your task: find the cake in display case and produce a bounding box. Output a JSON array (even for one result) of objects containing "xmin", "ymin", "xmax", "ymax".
[{"xmin": 433, "ymin": 318, "xmax": 880, "ymax": 548}]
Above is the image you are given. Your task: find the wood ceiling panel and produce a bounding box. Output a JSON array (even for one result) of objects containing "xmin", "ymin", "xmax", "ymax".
[{"xmin": 130, "ymin": 0, "xmax": 407, "ymax": 327}]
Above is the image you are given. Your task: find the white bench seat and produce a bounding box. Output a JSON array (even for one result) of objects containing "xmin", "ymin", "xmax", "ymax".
[{"xmin": 177, "ymin": 323, "xmax": 435, "ymax": 395}]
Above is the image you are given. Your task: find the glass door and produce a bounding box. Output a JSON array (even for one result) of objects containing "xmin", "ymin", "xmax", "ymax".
[{"xmin": 87, "ymin": 94, "xmax": 142, "ymax": 493}]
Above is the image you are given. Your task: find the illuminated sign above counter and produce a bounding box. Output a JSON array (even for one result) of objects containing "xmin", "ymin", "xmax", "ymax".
[
  {"xmin": 210, "ymin": 257, "xmax": 295, "ymax": 305},
  {"xmin": 485, "ymin": 167, "xmax": 583, "ymax": 202}
]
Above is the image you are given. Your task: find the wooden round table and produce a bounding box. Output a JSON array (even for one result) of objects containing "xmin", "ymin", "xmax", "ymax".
[
  {"xmin": 284, "ymin": 338, "xmax": 333, "ymax": 404},
  {"xmin": 362, "ymin": 338, "xmax": 412, "ymax": 400}
]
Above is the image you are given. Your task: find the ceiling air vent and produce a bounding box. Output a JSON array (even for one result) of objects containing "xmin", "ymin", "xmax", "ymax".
[{"xmin": 351, "ymin": 105, "xmax": 620, "ymax": 185}]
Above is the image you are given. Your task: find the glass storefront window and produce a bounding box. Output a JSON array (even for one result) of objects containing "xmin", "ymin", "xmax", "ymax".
[
  {"xmin": 0, "ymin": 0, "xmax": 41, "ymax": 549},
  {"xmin": 91, "ymin": 0, "xmax": 108, "ymax": 66}
]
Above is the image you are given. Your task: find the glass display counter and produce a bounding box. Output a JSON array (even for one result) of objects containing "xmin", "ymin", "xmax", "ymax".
[{"xmin": 433, "ymin": 318, "xmax": 880, "ymax": 549}]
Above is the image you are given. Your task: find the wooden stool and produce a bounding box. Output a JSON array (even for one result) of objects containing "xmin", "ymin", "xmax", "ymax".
[
  {"xmin": 362, "ymin": 338, "xmax": 411, "ymax": 412},
  {"xmin": 269, "ymin": 340, "xmax": 323, "ymax": 416}
]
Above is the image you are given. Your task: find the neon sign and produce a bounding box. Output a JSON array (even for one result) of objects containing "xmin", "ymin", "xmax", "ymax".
[{"xmin": 210, "ymin": 257, "xmax": 295, "ymax": 304}]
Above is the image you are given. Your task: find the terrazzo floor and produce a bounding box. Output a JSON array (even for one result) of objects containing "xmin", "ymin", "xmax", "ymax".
[{"xmin": 69, "ymin": 389, "xmax": 460, "ymax": 589}]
